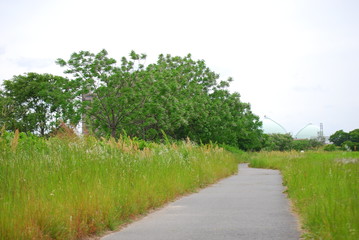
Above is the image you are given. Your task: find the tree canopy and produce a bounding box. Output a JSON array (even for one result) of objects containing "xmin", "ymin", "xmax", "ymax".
[
  {"xmin": 0, "ymin": 73, "xmax": 79, "ymax": 136},
  {"xmin": 329, "ymin": 130, "xmax": 350, "ymax": 146},
  {"xmin": 329, "ymin": 129, "xmax": 359, "ymax": 151},
  {"xmin": 1, "ymin": 49, "xmax": 264, "ymax": 150}
]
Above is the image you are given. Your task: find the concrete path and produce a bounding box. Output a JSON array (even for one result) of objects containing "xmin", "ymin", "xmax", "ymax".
[{"xmin": 102, "ymin": 164, "xmax": 301, "ymax": 240}]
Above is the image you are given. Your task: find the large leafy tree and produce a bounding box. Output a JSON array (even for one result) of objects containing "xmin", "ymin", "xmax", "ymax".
[
  {"xmin": 0, "ymin": 91, "xmax": 17, "ymax": 129},
  {"xmin": 329, "ymin": 130, "xmax": 350, "ymax": 146},
  {"xmin": 57, "ymin": 50, "xmax": 149, "ymax": 138},
  {"xmin": 57, "ymin": 49, "xmax": 264, "ymax": 149},
  {"xmin": 328, "ymin": 129, "xmax": 359, "ymax": 151},
  {"xmin": 345, "ymin": 129, "xmax": 359, "ymax": 151},
  {"xmin": 141, "ymin": 53, "xmax": 221, "ymax": 140},
  {"xmin": 234, "ymin": 103, "xmax": 264, "ymax": 151},
  {"xmin": 1, "ymin": 73, "xmax": 79, "ymax": 136},
  {"xmin": 349, "ymin": 129, "xmax": 359, "ymax": 143},
  {"xmin": 173, "ymin": 81, "xmax": 263, "ymax": 150}
]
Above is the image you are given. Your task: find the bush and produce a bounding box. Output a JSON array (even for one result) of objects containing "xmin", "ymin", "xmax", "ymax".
[
  {"xmin": 323, "ymin": 144, "xmax": 336, "ymax": 151},
  {"xmin": 292, "ymin": 140, "xmax": 310, "ymax": 151},
  {"xmin": 263, "ymin": 133, "xmax": 293, "ymax": 151},
  {"xmin": 220, "ymin": 144, "xmax": 245, "ymax": 154}
]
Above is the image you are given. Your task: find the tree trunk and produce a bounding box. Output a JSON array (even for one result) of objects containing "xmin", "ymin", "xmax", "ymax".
[{"xmin": 111, "ymin": 127, "xmax": 117, "ymax": 138}]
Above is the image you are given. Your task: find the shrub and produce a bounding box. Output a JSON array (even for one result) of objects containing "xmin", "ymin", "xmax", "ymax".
[
  {"xmin": 292, "ymin": 139, "xmax": 310, "ymax": 151},
  {"xmin": 323, "ymin": 144, "xmax": 336, "ymax": 151},
  {"xmin": 263, "ymin": 133, "xmax": 293, "ymax": 151}
]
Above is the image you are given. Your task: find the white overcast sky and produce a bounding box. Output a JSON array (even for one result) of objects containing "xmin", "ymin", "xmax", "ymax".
[{"xmin": 0, "ymin": 0, "xmax": 358, "ymax": 136}]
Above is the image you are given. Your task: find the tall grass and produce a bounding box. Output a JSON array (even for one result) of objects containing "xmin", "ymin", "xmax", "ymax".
[
  {"xmin": 249, "ymin": 151, "xmax": 359, "ymax": 240},
  {"xmin": 0, "ymin": 134, "xmax": 238, "ymax": 239}
]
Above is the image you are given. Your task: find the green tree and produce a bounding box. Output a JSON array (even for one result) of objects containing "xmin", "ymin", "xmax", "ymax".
[
  {"xmin": 291, "ymin": 139, "xmax": 323, "ymax": 151},
  {"xmin": 57, "ymin": 50, "xmax": 149, "ymax": 138},
  {"xmin": 1, "ymin": 73, "xmax": 79, "ymax": 135},
  {"xmin": 349, "ymin": 129, "xmax": 359, "ymax": 143},
  {"xmin": 341, "ymin": 140, "xmax": 356, "ymax": 151},
  {"xmin": 0, "ymin": 91, "xmax": 18, "ymax": 129},
  {"xmin": 329, "ymin": 130, "xmax": 350, "ymax": 146},
  {"xmin": 57, "ymin": 49, "xmax": 264, "ymax": 149},
  {"xmin": 142, "ymin": 53, "xmax": 221, "ymax": 140},
  {"xmin": 344, "ymin": 129, "xmax": 359, "ymax": 151}
]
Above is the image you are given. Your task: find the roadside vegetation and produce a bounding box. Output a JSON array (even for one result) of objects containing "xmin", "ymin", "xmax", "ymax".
[
  {"xmin": 1, "ymin": 49, "xmax": 358, "ymax": 240},
  {"xmin": 249, "ymin": 151, "xmax": 359, "ymax": 240},
  {"xmin": 0, "ymin": 50, "xmax": 263, "ymax": 151},
  {"xmin": 0, "ymin": 129, "xmax": 238, "ymax": 239}
]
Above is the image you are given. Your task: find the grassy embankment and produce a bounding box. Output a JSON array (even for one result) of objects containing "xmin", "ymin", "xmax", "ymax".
[
  {"xmin": 249, "ymin": 151, "xmax": 359, "ymax": 240},
  {"xmin": 0, "ymin": 131, "xmax": 238, "ymax": 239}
]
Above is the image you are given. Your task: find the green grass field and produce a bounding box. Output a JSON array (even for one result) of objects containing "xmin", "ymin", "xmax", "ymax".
[
  {"xmin": 2, "ymin": 129, "xmax": 357, "ymax": 240},
  {"xmin": 0, "ymin": 133, "xmax": 238, "ymax": 239},
  {"xmin": 249, "ymin": 151, "xmax": 359, "ymax": 240}
]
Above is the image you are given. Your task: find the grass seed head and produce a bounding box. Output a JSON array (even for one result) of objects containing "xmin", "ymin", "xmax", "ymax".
[{"xmin": 11, "ymin": 129, "xmax": 19, "ymax": 151}]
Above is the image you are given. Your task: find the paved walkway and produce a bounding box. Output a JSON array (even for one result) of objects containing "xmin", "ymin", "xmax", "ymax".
[{"xmin": 102, "ymin": 164, "xmax": 301, "ymax": 240}]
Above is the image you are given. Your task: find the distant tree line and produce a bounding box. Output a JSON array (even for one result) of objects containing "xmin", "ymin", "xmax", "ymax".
[
  {"xmin": 261, "ymin": 129, "xmax": 359, "ymax": 152},
  {"xmin": 326, "ymin": 129, "xmax": 359, "ymax": 151},
  {"xmin": 0, "ymin": 50, "xmax": 264, "ymax": 150},
  {"xmin": 261, "ymin": 133, "xmax": 324, "ymax": 151}
]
